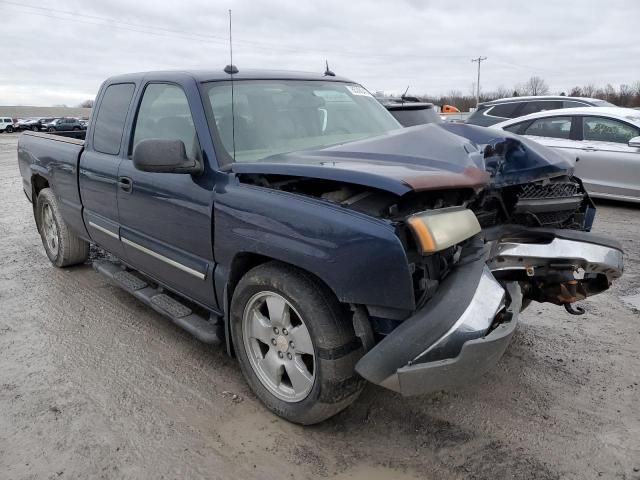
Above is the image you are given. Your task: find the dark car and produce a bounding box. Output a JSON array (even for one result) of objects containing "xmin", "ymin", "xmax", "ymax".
[
  {"xmin": 41, "ymin": 117, "xmax": 85, "ymax": 132},
  {"xmin": 17, "ymin": 69, "xmax": 623, "ymax": 424},
  {"xmin": 377, "ymin": 96, "xmax": 441, "ymax": 126},
  {"xmin": 466, "ymin": 95, "xmax": 615, "ymax": 127},
  {"xmin": 19, "ymin": 117, "xmax": 57, "ymax": 131}
]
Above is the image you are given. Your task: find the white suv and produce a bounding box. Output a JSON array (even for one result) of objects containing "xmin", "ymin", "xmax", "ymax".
[{"xmin": 1, "ymin": 117, "xmax": 15, "ymax": 133}]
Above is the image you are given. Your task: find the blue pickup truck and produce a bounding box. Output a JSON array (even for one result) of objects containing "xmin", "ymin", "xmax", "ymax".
[{"xmin": 17, "ymin": 69, "xmax": 623, "ymax": 424}]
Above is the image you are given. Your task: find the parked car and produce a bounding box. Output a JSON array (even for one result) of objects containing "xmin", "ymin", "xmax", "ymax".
[
  {"xmin": 491, "ymin": 107, "xmax": 640, "ymax": 202},
  {"xmin": 17, "ymin": 69, "xmax": 623, "ymax": 424},
  {"xmin": 377, "ymin": 96, "xmax": 441, "ymax": 126},
  {"xmin": 18, "ymin": 117, "xmax": 57, "ymax": 132},
  {"xmin": 41, "ymin": 117, "xmax": 85, "ymax": 132},
  {"xmin": 466, "ymin": 96, "xmax": 615, "ymax": 127},
  {"xmin": 0, "ymin": 117, "xmax": 14, "ymax": 133}
]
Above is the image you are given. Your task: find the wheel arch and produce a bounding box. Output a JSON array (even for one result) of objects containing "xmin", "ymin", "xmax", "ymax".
[
  {"xmin": 31, "ymin": 174, "xmax": 50, "ymax": 228},
  {"xmin": 222, "ymin": 252, "xmax": 349, "ymax": 356}
]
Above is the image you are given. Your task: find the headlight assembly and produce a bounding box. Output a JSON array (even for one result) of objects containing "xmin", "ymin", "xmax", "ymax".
[{"xmin": 407, "ymin": 208, "xmax": 481, "ymax": 254}]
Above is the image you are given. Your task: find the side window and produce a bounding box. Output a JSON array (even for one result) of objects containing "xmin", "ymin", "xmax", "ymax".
[
  {"xmin": 132, "ymin": 83, "xmax": 200, "ymax": 160},
  {"xmin": 93, "ymin": 83, "xmax": 135, "ymax": 155},
  {"xmin": 582, "ymin": 117, "xmax": 640, "ymax": 144},
  {"xmin": 519, "ymin": 101, "xmax": 563, "ymax": 116},
  {"xmin": 487, "ymin": 103, "xmax": 520, "ymax": 118},
  {"xmin": 503, "ymin": 121, "xmax": 528, "ymax": 134},
  {"xmin": 563, "ymin": 100, "xmax": 586, "ymax": 109},
  {"xmin": 522, "ymin": 116, "xmax": 572, "ymax": 139}
]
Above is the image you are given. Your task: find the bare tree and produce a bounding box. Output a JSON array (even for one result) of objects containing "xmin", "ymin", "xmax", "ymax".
[
  {"xmin": 603, "ymin": 84, "xmax": 616, "ymax": 103},
  {"xmin": 581, "ymin": 84, "xmax": 597, "ymax": 97},
  {"xmin": 494, "ymin": 85, "xmax": 511, "ymax": 99},
  {"xmin": 78, "ymin": 99, "xmax": 95, "ymax": 108},
  {"xmin": 569, "ymin": 86, "xmax": 583, "ymax": 97},
  {"xmin": 522, "ymin": 76, "xmax": 550, "ymax": 96},
  {"xmin": 618, "ymin": 84, "xmax": 633, "ymax": 106}
]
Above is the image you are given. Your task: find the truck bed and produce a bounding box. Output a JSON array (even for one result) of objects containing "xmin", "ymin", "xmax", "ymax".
[{"xmin": 17, "ymin": 130, "xmax": 87, "ymax": 238}]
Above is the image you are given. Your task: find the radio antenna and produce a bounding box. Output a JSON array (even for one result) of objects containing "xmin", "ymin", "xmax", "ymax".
[{"xmin": 223, "ymin": 9, "xmax": 238, "ymax": 161}]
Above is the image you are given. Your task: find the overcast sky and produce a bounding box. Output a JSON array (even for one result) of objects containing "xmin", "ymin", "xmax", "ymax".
[{"xmin": 1, "ymin": 0, "xmax": 639, "ymax": 106}]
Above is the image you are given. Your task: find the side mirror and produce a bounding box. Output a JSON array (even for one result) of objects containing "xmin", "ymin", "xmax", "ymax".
[
  {"xmin": 132, "ymin": 138, "xmax": 201, "ymax": 174},
  {"xmin": 628, "ymin": 136, "xmax": 640, "ymax": 148}
]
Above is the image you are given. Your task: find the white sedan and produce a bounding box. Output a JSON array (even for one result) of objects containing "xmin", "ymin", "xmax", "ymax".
[{"xmin": 492, "ymin": 107, "xmax": 640, "ymax": 202}]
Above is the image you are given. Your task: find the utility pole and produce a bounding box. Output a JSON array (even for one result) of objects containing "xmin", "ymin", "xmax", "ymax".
[{"xmin": 471, "ymin": 56, "xmax": 487, "ymax": 107}]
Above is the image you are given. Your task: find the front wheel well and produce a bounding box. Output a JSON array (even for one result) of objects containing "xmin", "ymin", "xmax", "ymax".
[{"xmin": 224, "ymin": 253, "xmax": 359, "ymax": 355}]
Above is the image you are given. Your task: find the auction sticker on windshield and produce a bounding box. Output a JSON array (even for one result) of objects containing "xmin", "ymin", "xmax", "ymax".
[{"xmin": 345, "ymin": 85, "xmax": 373, "ymax": 97}]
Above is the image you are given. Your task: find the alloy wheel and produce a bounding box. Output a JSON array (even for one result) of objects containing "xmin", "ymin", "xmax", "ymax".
[{"xmin": 242, "ymin": 291, "xmax": 316, "ymax": 402}]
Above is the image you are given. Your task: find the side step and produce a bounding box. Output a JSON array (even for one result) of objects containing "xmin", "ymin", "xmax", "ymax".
[{"xmin": 94, "ymin": 260, "xmax": 222, "ymax": 344}]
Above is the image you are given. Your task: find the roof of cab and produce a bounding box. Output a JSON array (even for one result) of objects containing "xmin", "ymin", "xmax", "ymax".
[{"xmin": 104, "ymin": 69, "xmax": 355, "ymax": 84}]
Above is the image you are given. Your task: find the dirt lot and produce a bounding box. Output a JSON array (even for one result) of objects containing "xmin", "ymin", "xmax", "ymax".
[{"xmin": 0, "ymin": 132, "xmax": 638, "ymax": 480}]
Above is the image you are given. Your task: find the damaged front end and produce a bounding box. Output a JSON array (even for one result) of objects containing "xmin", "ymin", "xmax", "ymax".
[
  {"xmin": 230, "ymin": 122, "xmax": 623, "ymax": 396},
  {"xmin": 355, "ymin": 228, "xmax": 623, "ymax": 396}
]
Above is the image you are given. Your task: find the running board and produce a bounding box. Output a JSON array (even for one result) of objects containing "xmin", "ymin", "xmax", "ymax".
[{"xmin": 93, "ymin": 260, "xmax": 222, "ymax": 344}]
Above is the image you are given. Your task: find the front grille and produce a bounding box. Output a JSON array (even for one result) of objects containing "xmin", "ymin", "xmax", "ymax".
[
  {"xmin": 518, "ymin": 181, "xmax": 579, "ymax": 200},
  {"xmin": 513, "ymin": 179, "xmax": 585, "ymax": 228}
]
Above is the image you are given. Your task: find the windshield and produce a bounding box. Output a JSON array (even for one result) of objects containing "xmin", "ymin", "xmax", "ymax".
[{"xmin": 203, "ymin": 80, "xmax": 401, "ymax": 163}]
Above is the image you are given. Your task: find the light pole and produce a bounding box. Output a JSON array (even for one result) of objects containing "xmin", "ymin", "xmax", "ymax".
[{"xmin": 471, "ymin": 56, "xmax": 487, "ymax": 107}]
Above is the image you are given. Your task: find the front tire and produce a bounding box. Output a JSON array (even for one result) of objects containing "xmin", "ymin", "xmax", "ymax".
[
  {"xmin": 230, "ymin": 262, "xmax": 365, "ymax": 424},
  {"xmin": 36, "ymin": 188, "xmax": 89, "ymax": 267},
  {"xmin": 6, "ymin": 125, "xmax": 13, "ymax": 133},
  {"xmin": 48, "ymin": 127, "xmax": 55, "ymax": 132}
]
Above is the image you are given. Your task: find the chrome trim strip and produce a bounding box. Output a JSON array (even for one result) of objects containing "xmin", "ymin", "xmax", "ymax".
[
  {"xmin": 488, "ymin": 237, "xmax": 624, "ymax": 279},
  {"xmin": 120, "ymin": 237, "xmax": 206, "ymax": 280},
  {"xmin": 88, "ymin": 221, "xmax": 119, "ymax": 240}
]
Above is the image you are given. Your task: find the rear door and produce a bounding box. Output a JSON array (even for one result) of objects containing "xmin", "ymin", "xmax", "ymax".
[
  {"xmin": 574, "ymin": 115, "xmax": 640, "ymax": 199},
  {"xmin": 79, "ymin": 82, "xmax": 136, "ymax": 256},
  {"xmin": 117, "ymin": 80, "xmax": 217, "ymax": 309},
  {"xmin": 518, "ymin": 115, "xmax": 580, "ymax": 162}
]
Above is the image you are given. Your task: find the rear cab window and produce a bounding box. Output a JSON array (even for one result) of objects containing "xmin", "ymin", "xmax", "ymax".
[{"xmin": 92, "ymin": 83, "xmax": 136, "ymax": 155}]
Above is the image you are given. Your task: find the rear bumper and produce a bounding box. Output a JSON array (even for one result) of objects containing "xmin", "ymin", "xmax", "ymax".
[{"xmin": 355, "ymin": 229, "xmax": 623, "ymax": 396}]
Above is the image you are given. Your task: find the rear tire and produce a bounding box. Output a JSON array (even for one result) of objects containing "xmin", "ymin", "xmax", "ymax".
[
  {"xmin": 6, "ymin": 125, "xmax": 13, "ymax": 133},
  {"xmin": 36, "ymin": 188, "xmax": 89, "ymax": 267},
  {"xmin": 230, "ymin": 262, "xmax": 365, "ymax": 424},
  {"xmin": 32, "ymin": 125, "xmax": 39, "ymax": 131}
]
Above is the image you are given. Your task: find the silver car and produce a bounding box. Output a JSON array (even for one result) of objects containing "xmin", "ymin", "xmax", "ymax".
[{"xmin": 492, "ymin": 107, "xmax": 640, "ymax": 202}]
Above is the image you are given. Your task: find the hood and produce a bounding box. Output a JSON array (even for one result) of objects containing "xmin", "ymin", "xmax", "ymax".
[{"xmin": 231, "ymin": 123, "xmax": 574, "ymax": 196}]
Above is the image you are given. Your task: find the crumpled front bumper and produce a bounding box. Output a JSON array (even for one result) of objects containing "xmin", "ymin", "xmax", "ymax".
[{"xmin": 355, "ymin": 230, "xmax": 623, "ymax": 396}]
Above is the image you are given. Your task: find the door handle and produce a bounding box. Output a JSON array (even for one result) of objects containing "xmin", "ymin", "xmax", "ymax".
[
  {"xmin": 118, "ymin": 176, "xmax": 132, "ymax": 193},
  {"xmin": 582, "ymin": 146, "xmax": 597, "ymax": 152}
]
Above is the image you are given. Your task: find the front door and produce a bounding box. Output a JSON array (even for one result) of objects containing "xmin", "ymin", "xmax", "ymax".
[
  {"xmin": 574, "ymin": 116, "xmax": 640, "ymax": 199},
  {"xmin": 117, "ymin": 82, "xmax": 217, "ymax": 309}
]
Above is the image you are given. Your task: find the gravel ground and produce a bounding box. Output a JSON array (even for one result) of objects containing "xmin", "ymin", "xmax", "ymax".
[{"xmin": 0, "ymin": 132, "xmax": 639, "ymax": 480}]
